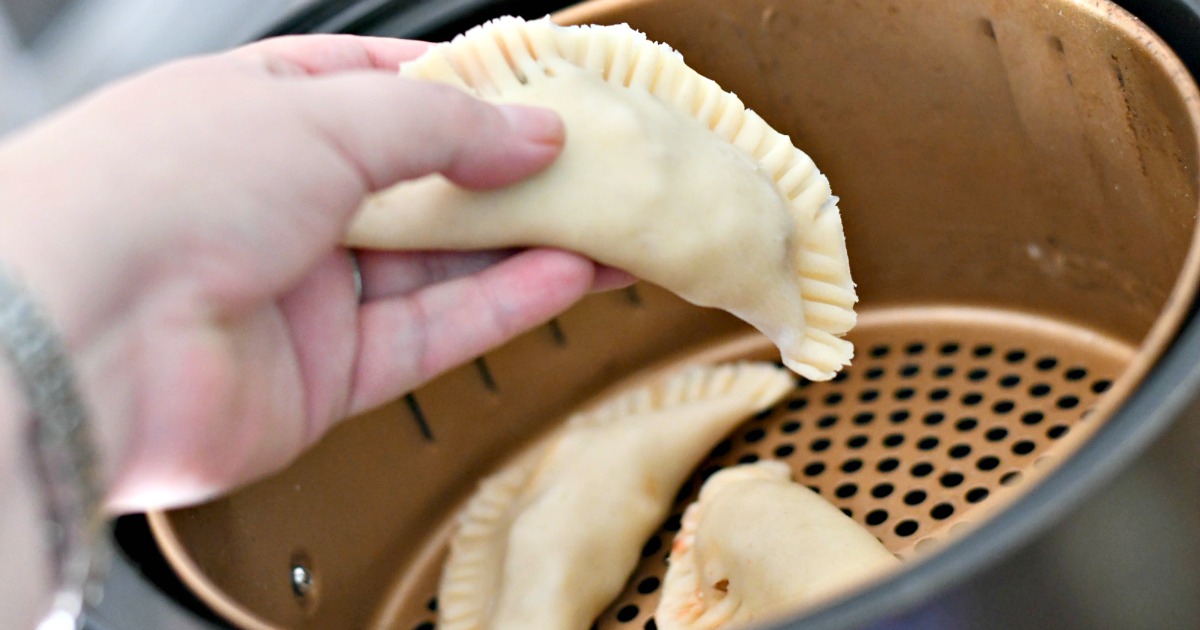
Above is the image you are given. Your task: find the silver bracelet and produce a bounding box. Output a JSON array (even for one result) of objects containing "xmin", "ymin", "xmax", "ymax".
[{"xmin": 0, "ymin": 265, "xmax": 107, "ymax": 630}]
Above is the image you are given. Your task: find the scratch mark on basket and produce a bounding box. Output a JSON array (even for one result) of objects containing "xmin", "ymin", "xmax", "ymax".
[
  {"xmin": 1049, "ymin": 35, "xmax": 1073, "ymax": 86},
  {"xmin": 405, "ymin": 393, "xmax": 435, "ymax": 441},
  {"xmin": 624, "ymin": 286, "xmax": 643, "ymax": 306},
  {"xmin": 1113, "ymin": 56, "xmax": 1150, "ymax": 179},
  {"xmin": 980, "ymin": 18, "xmax": 996, "ymax": 41},
  {"xmin": 474, "ymin": 357, "xmax": 498, "ymax": 392},
  {"xmin": 548, "ymin": 318, "xmax": 568, "ymax": 345}
]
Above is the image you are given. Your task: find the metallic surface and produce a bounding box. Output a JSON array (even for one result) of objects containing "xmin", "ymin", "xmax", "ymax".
[
  {"xmin": 86, "ymin": 549, "xmax": 214, "ymax": 630},
  {"xmin": 118, "ymin": 0, "xmax": 1200, "ymax": 628}
]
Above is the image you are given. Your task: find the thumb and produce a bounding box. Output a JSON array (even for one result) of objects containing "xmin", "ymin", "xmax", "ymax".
[{"xmin": 290, "ymin": 71, "xmax": 564, "ymax": 192}]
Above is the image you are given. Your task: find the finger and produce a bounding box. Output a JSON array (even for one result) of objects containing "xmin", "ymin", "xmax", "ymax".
[
  {"xmin": 230, "ymin": 34, "xmax": 431, "ymax": 75},
  {"xmin": 592, "ymin": 266, "xmax": 637, "ymax": 292},
  {"xmin": 347, "ymin": 249, "xmax": 597, "ymax": 414},
  {"xmin": 358, "ymin": 250, "xmax": 634, "ymax": 300},
  {"xmin": 293, "ymin": 73, "xmax": 564, "ymax": 192},
  {"xmin": 357, "ymin": 250, "xmax": 633, "ymax": 300},
  {"xmin": 356, "ymin": 249, "xmax": 517, "ymax": 300}
]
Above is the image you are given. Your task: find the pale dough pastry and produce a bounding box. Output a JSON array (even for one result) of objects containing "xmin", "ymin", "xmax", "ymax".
[
  {"xmin": 345, "ymin": 17, "xmax": 857, "ymax": 381},
  {"xmin": 437, "ymin": 362, "xmax": 794, "ymax": 630},
  {"xmin": 656, "ymin": 461, "xmax": 900, "ymax": 629}
]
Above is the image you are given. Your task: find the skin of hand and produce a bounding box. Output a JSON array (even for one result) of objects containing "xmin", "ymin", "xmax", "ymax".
[{"xmin": 0, "ymin": 35, "xmax": 630, "ymax": 515}]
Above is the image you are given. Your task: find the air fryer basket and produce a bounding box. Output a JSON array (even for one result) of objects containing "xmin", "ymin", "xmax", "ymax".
[{"xmin": 125, "ymin": 0, "xmax": 1200, "ymax": 628}]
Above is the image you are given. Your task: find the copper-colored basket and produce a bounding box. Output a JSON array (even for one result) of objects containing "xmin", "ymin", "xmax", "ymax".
[{"xmin": 146, "ymin": 0, "xmax": 1200, "ymax": 628}]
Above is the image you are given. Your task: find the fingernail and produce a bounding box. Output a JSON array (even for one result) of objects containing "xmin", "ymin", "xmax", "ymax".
[{"xmin": 499, "ymin": 104, "xmax": 564, "ymax": 146}]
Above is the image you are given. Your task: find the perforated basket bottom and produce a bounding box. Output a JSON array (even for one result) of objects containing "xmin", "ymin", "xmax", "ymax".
[{"xmin": 383, "ymin": 307, "xmax": 1131, "ymax": 630}]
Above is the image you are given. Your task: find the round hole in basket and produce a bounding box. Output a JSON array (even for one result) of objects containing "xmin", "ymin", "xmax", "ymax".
[{"xmin": 146, "ymin": 0, "xmax": 1200, "ymax": 628}]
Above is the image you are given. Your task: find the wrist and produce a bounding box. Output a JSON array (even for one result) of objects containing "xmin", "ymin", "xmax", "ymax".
[
  {"xmin": 0, "ymin": 188, "xmax": 135, "ymax": 495},
  {"xmin": 0, "ymin": 263, "xmax": 112, "ymax": 627},
  {"xmin": 0, "ymin": 357, "xmax": 57, "ymax": 628}
]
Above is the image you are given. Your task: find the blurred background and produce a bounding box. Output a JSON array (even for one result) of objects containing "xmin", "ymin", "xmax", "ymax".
[{"xmin": 0, "ymin": 0, "xmax": 316, "ymax": 134}]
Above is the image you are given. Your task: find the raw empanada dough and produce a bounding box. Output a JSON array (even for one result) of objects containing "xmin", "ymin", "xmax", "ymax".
[
  {"xmin": 657, "ymin": 461, "xmax": 899, "ymax": 630},
  {"xmin": 346, "ymin": 17, "xmax": 857, "ymax": 381},
  {"xmin": 437, "ymin": 362, "xmax": 794, "ymax": 630}
]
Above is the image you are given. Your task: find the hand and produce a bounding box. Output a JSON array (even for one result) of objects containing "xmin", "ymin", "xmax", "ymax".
[{"xmin": 0, "ymin": 35, "xmax": 627, "ymax": 511}]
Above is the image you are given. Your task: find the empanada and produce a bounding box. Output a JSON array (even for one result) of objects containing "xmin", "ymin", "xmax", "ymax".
[
  {"xmin": 438, "ymin": 362, "xmax": 794, "ymax": 629},
  {"xmin": 346, "ymin": 17, "xmax": 856, "ymax": 381},
  {"xmin": 656, "ymin": 461, "xmax": 899, "ymax": 629}
]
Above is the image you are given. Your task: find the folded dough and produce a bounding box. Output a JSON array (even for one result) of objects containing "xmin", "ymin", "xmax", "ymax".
[
  {"xmin": 437, "ymin": 362, "xmax": 794, "ymax": 630},
  {"xmin": 345, "ymin": 17, "xmax": 856, "ymax": 381},
  {"xmin": 656, "ymin": 462, "xmax": 900, "ymax": 630}
]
